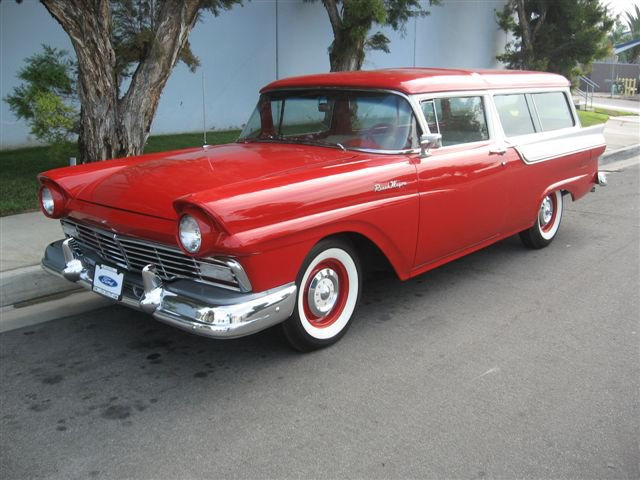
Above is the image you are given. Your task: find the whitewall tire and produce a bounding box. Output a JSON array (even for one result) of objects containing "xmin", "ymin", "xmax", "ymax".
[
  {"xmin": 519, "ymin": 190, "xmax": 563, "ymax": 249},
  {"xmin": 282, "ymin": 239, "xmax": 361, "ymax": 351}
]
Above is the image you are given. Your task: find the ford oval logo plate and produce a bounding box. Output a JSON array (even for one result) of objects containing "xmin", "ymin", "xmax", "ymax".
[
  {"xmin": 92, "ymin": 264, "xmax": 124, "ymax": 300},
  {"xmin": 98, "ymin": 275, "xmax": 118, "ymax": 288}
]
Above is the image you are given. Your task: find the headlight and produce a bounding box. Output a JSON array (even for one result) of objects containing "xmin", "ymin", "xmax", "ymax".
[
  {"xmin": 179, "ymin": 215, "xmax": 202, "ymax": 254},
  {"xmin": 41, "ymin": 186, "xmax": 55, "ymax": 215},
  {"xmin": 39, "ymin": 183, "xmax": 68, "ymax": 218}
]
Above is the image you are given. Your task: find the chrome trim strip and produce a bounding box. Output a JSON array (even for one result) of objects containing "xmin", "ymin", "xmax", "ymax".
[{"xmin": 346, "ymin": 147, "xmax": 420, "ymax": 155}]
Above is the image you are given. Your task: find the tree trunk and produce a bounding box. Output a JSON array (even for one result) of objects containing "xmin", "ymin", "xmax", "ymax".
[
  {"xmin": 41, "ymin": 0, "xmax": 200, "ymax": 162},
  {"xmin": 513, "ymin": 0, "xmax": 547, "ymax": 69},
  {"xmin": 42, "ymin": 0, "xmax": 119, "ymax": 162},
  {"xmin": 322, "ymin": 0, "xmax": 366, "ymax": 72},
  {"xmin": 329, "ymin": 34, "xmax": 366, "ymax": 72},
  {"xmin": 117, "ymin": 1, "xmax": 200, "ymax": 157},
  {"xmin": 512, "ymin": 0, "xmax": 533, "ymax": 68}
]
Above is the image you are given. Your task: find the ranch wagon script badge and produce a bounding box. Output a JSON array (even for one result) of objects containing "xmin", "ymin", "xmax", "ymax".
[{"xmin": 374, "ymin": 180, "xmax": 408, "ymax": 192}]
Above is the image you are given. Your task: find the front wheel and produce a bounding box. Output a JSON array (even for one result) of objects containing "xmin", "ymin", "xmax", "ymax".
[
  {"xmin": 281, "ymin": 239, "xmax": 361, "ymax": 352},
  {"xmin": 519, "ymin": 190, "xmax": 563, "ymax": 249}
]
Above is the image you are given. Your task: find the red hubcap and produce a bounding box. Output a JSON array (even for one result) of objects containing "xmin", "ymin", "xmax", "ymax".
[{"xmin": 303, "ymin": 259, "xmax": 349, "ymax": 328}]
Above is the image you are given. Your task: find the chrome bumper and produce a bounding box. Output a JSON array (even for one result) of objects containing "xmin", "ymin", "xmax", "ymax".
[{"xmin": 42, "ymin": 239, "xmax": 297, "ymax": 339}]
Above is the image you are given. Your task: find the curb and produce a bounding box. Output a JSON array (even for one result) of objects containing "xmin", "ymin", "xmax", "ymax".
[
  {"xmin": 607, "ymin": 115, "xmax": 640, "ymax": 121},
  {"xmin": 601, "ymin": 145, "xmax": 640, "ymax": 165},
  {"xmin": 0, "ymin": 264, "xmax": 80, "ymax": 307},
  {"xmin": 0, "ymin": 291, "xmax": 111, "ymax": 334}
]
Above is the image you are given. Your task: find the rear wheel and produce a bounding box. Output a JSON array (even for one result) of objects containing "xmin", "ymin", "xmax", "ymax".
[
  {"xmin": 282, "ymin": 239, "xmax": 361, "ymax": 352},
  {"xmin": 519, "ymin": 190, "xmax": 563, "ymax": 249}
]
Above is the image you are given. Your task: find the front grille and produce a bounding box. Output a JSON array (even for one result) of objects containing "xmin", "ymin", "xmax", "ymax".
[{"xmin": 61, "ymin": 218, "xmax": 246, "ymax": 291}]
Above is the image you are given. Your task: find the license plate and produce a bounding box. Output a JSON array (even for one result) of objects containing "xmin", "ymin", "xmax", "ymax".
[{"xmin": 92, "ymin": 264, "xmax": 124, "ymax": 300}]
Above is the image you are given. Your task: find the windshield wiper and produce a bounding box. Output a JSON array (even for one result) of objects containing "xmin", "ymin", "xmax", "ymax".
[{"xmin": 238, "ymin": 134, "xmax": 284, "ymax": 143}]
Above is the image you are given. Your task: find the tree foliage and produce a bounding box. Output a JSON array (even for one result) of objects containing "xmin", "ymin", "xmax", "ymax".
[
  {"xmin": 497, "ymin": 0, "xmax": 614, "ymax": 81},
  {"xmin": 4, "ymin": 45, "xmax": 79, "ymax": 146},
  {"xmin": 609, "ymin": 17, "xmax": 633, "ymax": 64},
  {"xmin": 315, "ymin": 0, "xmax": 440, "ymax": 72},
  {"xmin": 622, "ymin": 5, "xmax": 640, "ymax": 64},
  {"xmin": 609, "ymin": 18, "xmax": 629, "ymax": 49}
]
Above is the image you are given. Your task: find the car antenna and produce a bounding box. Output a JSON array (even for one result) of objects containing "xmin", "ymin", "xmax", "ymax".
[{"xmin": 202, "ymin": 71, "xmax": 208, "ymax": 149}]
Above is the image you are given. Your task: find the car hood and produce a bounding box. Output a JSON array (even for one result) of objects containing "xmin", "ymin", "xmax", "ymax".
[{"xmin": 64, "ymin": 143, "xmax": 356, "ymax": 220}]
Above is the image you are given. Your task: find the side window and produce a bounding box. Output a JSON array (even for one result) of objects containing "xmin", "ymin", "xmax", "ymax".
[
  {"xmin": 494, "ymin": 94, "xmax": 536, "ymax": 137},
  {"xmin": 420, "ymin": 96, "xmax": 489, "ymax": 146},
  {"xmin": 532, "ymin": 92, "xmax": 575, "ymax": 131}
]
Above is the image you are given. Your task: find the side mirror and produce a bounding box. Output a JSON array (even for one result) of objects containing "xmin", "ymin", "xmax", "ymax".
[{"xmin": 419, "ymin": 133, "xmax": 442, "ymax": 158}]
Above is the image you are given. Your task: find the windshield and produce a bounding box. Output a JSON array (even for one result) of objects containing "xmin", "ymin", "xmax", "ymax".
[{"xmin": 238, "ymin": 90, "xmax": 419, "ymax": 152}]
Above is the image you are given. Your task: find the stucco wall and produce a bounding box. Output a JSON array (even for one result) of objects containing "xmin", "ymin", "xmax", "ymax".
[{"xmin": 0, "ymin": 0, "xmax": 507, "ymax": 148}]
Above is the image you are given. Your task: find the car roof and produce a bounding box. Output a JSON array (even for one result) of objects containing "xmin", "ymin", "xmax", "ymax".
[{"xmin": 261, "ymin": 68, "xmax": 570, "ymax": 95}]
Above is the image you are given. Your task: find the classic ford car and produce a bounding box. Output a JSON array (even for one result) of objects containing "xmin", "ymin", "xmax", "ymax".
[{"xmin": 39, "ymin": 68, "xmax": 607, "ymax": 351}]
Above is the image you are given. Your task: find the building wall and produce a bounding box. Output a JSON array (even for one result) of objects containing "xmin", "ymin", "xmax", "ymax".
[{"xmin": 0, "ymin": 0, "xmax": 507, "ymax": 148}]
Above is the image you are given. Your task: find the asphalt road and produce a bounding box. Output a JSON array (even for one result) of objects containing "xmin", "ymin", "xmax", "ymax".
[{"xmin": 1, "ymin": 166, "xmax": 638, "ymax": 480}]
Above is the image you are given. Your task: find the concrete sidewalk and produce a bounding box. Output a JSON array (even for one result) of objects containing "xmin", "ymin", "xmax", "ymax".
[
  {"xmin": 603, "ymin": 116, "xmax": 640, "ymax": 153},
  {"xmin": 0, "ymin": 211, "xmax": 79, "ymax": 307},
  {"xmin": 0, "ymin": 211, "xmax": 64, "ymax": 272},
  {"xmin": 0, "ymin": 116, "xmax": 638, "ymax": 316}
]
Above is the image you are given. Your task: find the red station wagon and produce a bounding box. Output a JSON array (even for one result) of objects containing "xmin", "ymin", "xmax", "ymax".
[{"xmin": 39, "ymin": 68, "xmax": 607, "ymax": 351}]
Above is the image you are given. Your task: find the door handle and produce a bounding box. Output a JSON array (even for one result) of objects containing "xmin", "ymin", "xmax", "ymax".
[{"xmin": 489, "ymin": 144, "xmax": 508, "ymax": 155}]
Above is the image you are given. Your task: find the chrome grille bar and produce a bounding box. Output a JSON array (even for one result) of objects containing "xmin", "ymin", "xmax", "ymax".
[{"xmin": 61, "ymin": 218, "xmax": 250, "ymax": 292}]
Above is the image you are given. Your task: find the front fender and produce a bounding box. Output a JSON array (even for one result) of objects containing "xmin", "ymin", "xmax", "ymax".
[{"xmin": 226, "ymin": 192, "xmax": 420, "ymax": 292}]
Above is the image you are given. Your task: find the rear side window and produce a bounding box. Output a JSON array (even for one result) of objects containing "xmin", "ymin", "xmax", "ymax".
[
  {"xmin": 532, "ymin": 92, "xmax": 575, "ymax": 131},
  {"xmin": 494, "ymin": 94, "xmax": 536, "ymax": 137},
  {"xmin": 494, "ymin": 91, "xmax": 575, "ymax": 137},
  {"xmin": 421, "ymin": 96, "xmax": 489, "ymax": 146}
]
